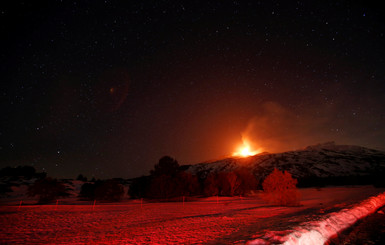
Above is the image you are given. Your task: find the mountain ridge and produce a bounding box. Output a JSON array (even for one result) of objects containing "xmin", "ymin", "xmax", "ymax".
[{"xmin": 186, "ymin": 142, "xmax": 385, "ymax": 186}]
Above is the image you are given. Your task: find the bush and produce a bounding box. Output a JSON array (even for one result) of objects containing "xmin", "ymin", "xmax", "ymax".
[
  {"xmin": 262, "ymin": 168, "xmax": 300, "ymax": 206},
  {"xmin": 27, "ymin": 177, "xmax": 68, "ymax": 204}
]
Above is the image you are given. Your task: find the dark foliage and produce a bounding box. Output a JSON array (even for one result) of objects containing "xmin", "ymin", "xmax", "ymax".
[
  {"xmin": 80, "ymin": 179, "xmax": 124, "ymax": 202},
  {"xmin": 76, "ymin": 174, "xmax": 88, "ymax": 182},
  {"xmin": 175, "ymin": 171, "xmax": 200, "ymax": 196},
  {"xmin": 151, "ymin": 156, "xmax": 179, "ymax": 176},
  {"xmin": 297, "ymin": 174, "xmax": 385, "ymax": 188},
  {"xmin": 128, "ymin": 175, "xmax": 151, "ymax": 199},
  {"xmin": 203, "ymin": 173, "xmax": 219, "ymax": 196},
  {"xmin": 0, "ymin": 166, "xmax": 46, "ymax": 179},
  {"xmin": 203, "ymin": 168, "xmax": 257, "ymax": 196},
  {"xmin": 204, "ymin": 172, "xmax": 238, "ymax": 196},
  {"xmin": 129, "ymin": 156, "xmax": 201, "ymax": 199},
  {"xmin": 129, "ymin": 156, "xmax": 258, "ymax": 199},
  {"xmin": 0, "ymin": 184, "xmax": 12, "ymax": 195},
  {"xmin": 146, "ymin": 171, "xmax": 200, "ymax": 199},
  {"xmin": 148, "ymin": 175, "xmax": 176, "ymax": 198},
  {"xmin": 27, "ymin": 177, "xmax": 68, "ymax": 203},
  {"xmin": 95, "ymin": 179, "xmax": 125, "ymax": 202},
  {"xmin": 79, "ymin": 182, "xmax": 98, "ymax": 200},
  {"xmin": 234, "ymin": 167, "xmax": 258, "ymax": 195}
]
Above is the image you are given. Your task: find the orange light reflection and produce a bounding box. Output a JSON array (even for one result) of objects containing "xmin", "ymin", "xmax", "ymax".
[{"xmin": 232, "ymin": 138, "xmax": 260, "ymax": 157}]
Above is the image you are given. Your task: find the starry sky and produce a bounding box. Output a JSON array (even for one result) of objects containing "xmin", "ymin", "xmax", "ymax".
[{"xmin": 1, "ymin": 1, "xmax": 385, "ymax": 179}]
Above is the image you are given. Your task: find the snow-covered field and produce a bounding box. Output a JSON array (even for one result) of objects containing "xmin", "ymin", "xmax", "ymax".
[{"xmin": 1, "ymin": 186, "xmax": 384, "ymax": 244}]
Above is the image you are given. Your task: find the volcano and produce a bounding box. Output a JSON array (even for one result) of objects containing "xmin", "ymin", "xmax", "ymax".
[{"xmin": 186, "ymin": 142, "xmax": 385, "ymax": 187}]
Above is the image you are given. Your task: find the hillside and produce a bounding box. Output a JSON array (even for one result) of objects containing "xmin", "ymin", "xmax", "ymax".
[{"xmin": 186, "ymin": 142, "xmax": 385, "ymax": 187}]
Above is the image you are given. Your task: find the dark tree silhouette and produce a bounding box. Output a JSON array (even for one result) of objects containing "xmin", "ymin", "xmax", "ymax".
[
  {"xmin": 76, "ymin": 174, "xmax": 87, "ymax": 182},
  {"xmin": 129, "ymin": 156, "xmax": 202, "ymax": 199},
  {"xmin": 175, "ymin": 172, "xmax": 200, "ymax": 196},
  {"xmin": 0, "ymin": 184, "xmax": 12, "ymax": 195},
  {"xmin": 27, "ymin": 177, "xmax": 68, "ymax": 203},
  {"xmin": 79, "ymin": 182, "xmax": 98, "ymax": 200},
  {"xmin": 148, "ymin": 175, "xmax": 176, "ymax": 198},
  {"xmin": 128, "ymin": 176, "xmax": 151, "ymax": 199},
  {"xmin": 203, "ymin": 168, "xmax": 258, "ymax": 197},
  {"xmin": 80, "ymin": 179, "xmax": 125, "ymax": 202},
  {"xmin": 234, "ymin": 167, "xmax": 257, "ymax": 195},
  {"xmin": 204, "ymin": 173, "xmax": 219, "ymax": 196},
  {"xmin": 95, "ymin": 179, "xmax": 125, "ymax": 202},
  {"xmin": 151, "ymin": 156, "xmax": 179, "ymax": 176},
  {"xmin": 146, "ymin": 156, "xmax": 180, "ymax": 199},
  {"xmin": 0, "ymin": 165, "xmax": 44, "ymax": 179},
  {"xmin": 224, "ymin": 172, "xmax": 240, "ymax": 196}
]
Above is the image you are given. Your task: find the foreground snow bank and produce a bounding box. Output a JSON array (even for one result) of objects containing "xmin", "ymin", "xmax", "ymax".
[{"xmin": 249, "ymin": 191, "xmax": 385, "ymax": 245}]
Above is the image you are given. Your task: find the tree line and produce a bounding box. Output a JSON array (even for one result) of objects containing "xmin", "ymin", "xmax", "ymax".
[
  {"xmin": 128, "ymin": 156, "xmax": 257, "ymax": 199},
  {"xmin": 0, "ymin": 157, "xmax": 301, "ymax": 206}
]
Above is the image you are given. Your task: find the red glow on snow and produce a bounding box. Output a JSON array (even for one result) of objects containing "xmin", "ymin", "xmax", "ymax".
[{"xmin": 1, "ymin": 187, "xmax": 384, "ymax": 244}]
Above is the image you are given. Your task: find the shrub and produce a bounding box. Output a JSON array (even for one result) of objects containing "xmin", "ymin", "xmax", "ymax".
[
  {"xmin": 27, "ymin": 177, "xmax": 68, "ymax": 204},
  {"xmin": 262, "ymin": 168, "xmax": 300, "ymax": 206}
]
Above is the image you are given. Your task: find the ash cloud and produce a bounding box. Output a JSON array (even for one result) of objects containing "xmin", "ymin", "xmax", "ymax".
[{"xmin": 242, "ymin": 101, "xmax": 337, "ymax": 153}]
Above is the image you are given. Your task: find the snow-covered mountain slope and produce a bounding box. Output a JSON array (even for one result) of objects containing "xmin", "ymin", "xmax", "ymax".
[{"xmin": 186, "ymin": 142, "xmax": 385, "ymax": 182}]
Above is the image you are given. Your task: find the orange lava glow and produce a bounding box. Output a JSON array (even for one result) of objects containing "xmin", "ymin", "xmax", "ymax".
[{"xmin": 232, "ymin": 139, "xmax": 260, "ymax": 157}]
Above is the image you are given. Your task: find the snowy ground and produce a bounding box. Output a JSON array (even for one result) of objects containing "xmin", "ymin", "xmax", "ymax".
[
  {"xmin": 334, "ymin": 205, "xmax": 385, "ymax": 244},
  {"xmin": 0, "ymin": 186, "xmax": 384, "ymax": 244}
]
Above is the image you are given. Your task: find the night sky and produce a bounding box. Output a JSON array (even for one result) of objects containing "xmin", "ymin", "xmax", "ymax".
[{"xmin": 1, "ymin": 1, "xmax": 385, "ymax": 179}]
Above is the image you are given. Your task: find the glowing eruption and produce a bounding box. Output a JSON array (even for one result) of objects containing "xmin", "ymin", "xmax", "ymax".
[{"xmin": 233, "ymin": 138, "xmax": 260, "ymax": 157}]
